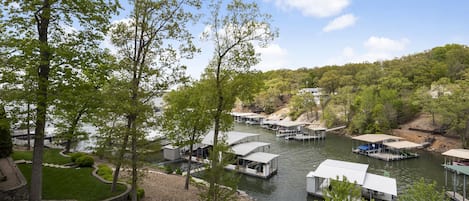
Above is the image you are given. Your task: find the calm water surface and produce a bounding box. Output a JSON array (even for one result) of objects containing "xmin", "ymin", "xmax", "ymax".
[{"xmin": 232, "ymin": 124, "xmax": 447, "ymax": 201}]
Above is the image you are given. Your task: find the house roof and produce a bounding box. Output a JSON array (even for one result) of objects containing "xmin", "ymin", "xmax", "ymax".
[
  {"xmin": 231, "ymin": 142, "xmax": 270, "ymax": 156},
  {"xmin": 362, "ymin": 173, "xmax": 397, "ymax": 196},
  {"xmin": 201, "ymin": 131, "xmax": 259, "ymax": 146},
  {"xmin": 242, "ymin": 152, "xmax": 279, "ymax": 164},
  {"xmin": 383, "ymin": 141, "xmax": 422, "ymax": 149},
  {"xmin": 442, "ymin": 149, "xmax": 469, "ymax": 160},
  {"xmin": 310, "ymin": 159, "xmax": 369, "ymax": 185},
  {"xmin": 351, "ymin": 134, "xmax": 402, "ymax": 143}
]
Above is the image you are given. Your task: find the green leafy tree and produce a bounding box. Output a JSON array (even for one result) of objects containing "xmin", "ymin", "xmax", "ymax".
[
  {"xmin": 332, "ymin": 86, "xmax": 355, "ymax": 124},
  {"xmin": 201, "ymin": 0, "xmax": 277, "ymax": 199},
  {"xmin": 0, "ymin": 105, "xmax": 12, "ymax": 158},
  {"xmin": 160, "ymin": 83, "xmax": 212, "ymax": 190},
  {"xmin": 199, "ymin": 143, "xmax": 239, "ymax": 201},
  {"xmin": 108, "ymin": 0, "xmax": 201, "ymax": 199},
  {"xmin": 323, "ymin": 176, "xmax": 363, "ymax": 201},
  {"xmin": 399, "ymin": 178, "xmax": 447, "ymax": 201},
  {"xmin": 289, "ymin": 92, "xmax": 317, "ymax": 121},
  {"xmin": 0, "ymin": 1, "xmax": 119, "ymax": 200}
]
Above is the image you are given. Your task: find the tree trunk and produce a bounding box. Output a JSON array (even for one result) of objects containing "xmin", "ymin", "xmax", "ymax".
[
  {"xmin": 30, "ymin": 1, "xmax": 51, "ymax": 200},
  {"xmin": 462, "ymin": 119, "xmax": 469, "ymax": 149},
  {"xmin": 27, "ymin": 102, "xmax": 31, "ymax": 150},
  {"xmin": 130, "ymin": 115, "xmax": 138, "ymax": 201},
  {"xmin": 111, "ymin": 118, "xmax": 131, "ymax": 192},
  {"xmin": 185, "ymin": 134, "xmax": 195, "ymax": 190},
  {"xmin": 209, "ymin": 57, "xmax": 223, "ymax": 200}
]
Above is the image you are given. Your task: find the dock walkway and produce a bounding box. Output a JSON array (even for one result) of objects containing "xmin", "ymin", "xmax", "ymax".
[{"xmin": 446, "ymin": 191, "xmax": 467, "ymax": 201}]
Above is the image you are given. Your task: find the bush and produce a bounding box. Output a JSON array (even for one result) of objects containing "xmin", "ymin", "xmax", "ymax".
[
  {"xmin": 76, "ymin": 155, "xmax": 94, "ymax": 167},
  {"xmin": 70, "ymin": 152, "xmax": 86, "ymax": 163},
  {"xmin": 137, "ymin": 188, "xmax": 145, "ymax": 200},
  {"xmin": 97, "ymin": 164, "xmax": 113, "ymax": 181},
  {"xmin": 175, "ymin": 167, "xmax": 182, "ymax": 175},
  {"xmin": 164, "ymin": 165, "xmax": 174, "ymax": 174}
]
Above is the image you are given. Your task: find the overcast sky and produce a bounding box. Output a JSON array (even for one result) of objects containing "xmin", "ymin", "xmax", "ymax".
[{"xmin": 107, "ymin": 0, "xmax": 469, "ymax": 79}]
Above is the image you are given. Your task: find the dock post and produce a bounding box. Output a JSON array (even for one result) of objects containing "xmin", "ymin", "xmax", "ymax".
[{"xmin": 462, "ymin": 174, "xmax": 466, "ymax": 201}]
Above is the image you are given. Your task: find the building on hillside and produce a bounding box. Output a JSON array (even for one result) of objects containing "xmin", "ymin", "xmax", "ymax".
[{"xmin": 298, "ymin": 88, "xmax": 325, "ymax": 105}]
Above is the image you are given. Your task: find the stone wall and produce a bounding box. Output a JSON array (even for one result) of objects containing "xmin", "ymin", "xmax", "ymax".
[
  {"xmin": 0, "ymin": 157, "xmax": 28, "ymax": 201},
  {"xmin": 92, "ymin": 165, "xmax": 131, "ymax": 201}
]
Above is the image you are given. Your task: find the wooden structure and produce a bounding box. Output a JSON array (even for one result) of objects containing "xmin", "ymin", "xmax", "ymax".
[{"xmin": 352, "ymin": 134, "xmax": 421, "ymax": 161}]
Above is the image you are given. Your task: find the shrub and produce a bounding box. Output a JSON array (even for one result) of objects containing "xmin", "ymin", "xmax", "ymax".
[
  {"xmin": 175, "ymin": 167, "xmax": 183, "ymax": 175},
  {"xmin": 70, "ymin": 152, "xmax": 86, "ymax": 163},
  {"xmin": 97, "ymin": 164, "xmax": 113, "ymax": 181},
  {"xmin": 164, "ymin": 165, "xmax": 174, "ymax": 174},
  {"xmin": 137, "ymin": 188, "xmax": 145, "ymax": 200},
  {"xmin": 76, "ymin": 155, "xmax": 94, "ymax": 167}
]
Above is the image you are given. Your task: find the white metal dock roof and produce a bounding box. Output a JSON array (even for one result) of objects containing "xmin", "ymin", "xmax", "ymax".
[
  {"xmin": 310, "ymin": 159, "xmax": 369, "ymax": 185},
  {"xmin": 362, "ymin": 173, "xmax": 397, "ymax": 196},
  {"xmin": 231, "ymin": 112, "xmax": 258, "ymax": 117},
  {"xmin": 202, "ymin": 131, "xmax": 259, "ymax": 146},
  {"xmin": 242, "ymin": 152, "xmax": 279, "ymax": 164},
  {"xmin": 275, "ymin": 121, "xmax": 309, "ymax": 128},
  {"xmin": 231, "ymin": 142, "xmax": 270, "ymax": 156},
  {"xmin": 384, "ymin": 141, "xmax": 422, "ymax": 149},
  {"xmin": 352, "ymin": 134, "xmax": 403, "ymax": 143},
  {"xmin": 442, "ymin": 149, "xmax": 469, "ymax": 160}
]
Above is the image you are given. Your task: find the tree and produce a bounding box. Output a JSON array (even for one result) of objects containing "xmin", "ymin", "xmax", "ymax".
[
  {"xmin": 318, "ymin": 70, "xmax": 341, "ymax": 94},
  {"xmin": 108, "ymin": 1, "xmax": 201, "ymax": 199},
  {"xmin": 160, "ymin": 83, "xmax": 212, "ymax": 190},
  {"xmin": 323, "ymin": 176, "xmax": 363, "ymax": 201},
  {"xmin": 0, "ymin": 104, "xmax": 12, "ymax": 158},
  {"xmin": 288, "ymin": 92, "xmax": 317, "ymax": 121},
  {"xmin": 201, "ymin": 0, "xmax": 277, "ymax": 198},
  {"xmin": 332, "ymin": 86, "xmax": 355, "ymax": 124},
  {"xmin": 399, "ymin": 178, "xmax": 447, "ymax": 201},
  {"xmin": 0, "ymin": 1, "xmax": 119, "ymax": 200}
]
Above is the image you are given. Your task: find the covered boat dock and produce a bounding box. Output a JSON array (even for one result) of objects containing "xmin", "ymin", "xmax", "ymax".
[
  {"xmin": 306, "ymin": 159, "xmax": 397, "ymax": 201},
  {"xmin": 443, "ymin": 149, "xmax": 469, "ymax": 166},
  {"xmin": 352, "ymin": 134, "xmax": 420, "ymax": 161},
  {"xmin": 444, "ymin": 164, "xmax": 469, "ymax": 201}
]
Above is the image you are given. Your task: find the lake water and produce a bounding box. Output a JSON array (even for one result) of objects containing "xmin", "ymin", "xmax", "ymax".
[{"xmin": 231, "ymin": 123, "xmax": 448, "ymax": 201}]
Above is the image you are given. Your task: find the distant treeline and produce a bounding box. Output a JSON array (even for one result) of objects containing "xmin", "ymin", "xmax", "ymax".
[{"xmin": 250, "ymin": 44, "xmax": 469, "ymax": 147}]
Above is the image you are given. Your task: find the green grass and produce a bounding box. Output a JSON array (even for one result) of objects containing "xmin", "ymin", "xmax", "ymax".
[
  {"xmin": 12, "ymin": 149, "xmax": 71, "ymax": 165},
  {"xmin": 18, "ymin": 164, "xmax": 127, "ymax": 201}
]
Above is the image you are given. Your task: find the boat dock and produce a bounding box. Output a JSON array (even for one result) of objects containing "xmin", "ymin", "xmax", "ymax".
[{"xmin": 352, "ymin": 134, "xmax": 421, "ymax": 161}]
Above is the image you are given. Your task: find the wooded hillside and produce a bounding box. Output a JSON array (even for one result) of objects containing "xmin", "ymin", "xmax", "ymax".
[{"xmin": 250, "ymin": 44, "xmax": 469, "ymax": 147}]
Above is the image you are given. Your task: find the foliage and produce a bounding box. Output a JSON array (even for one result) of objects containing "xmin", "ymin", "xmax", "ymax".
[
  {"xmin": 175, "ymin": 168, "xmax": 183, "ymax": 175},
  {"xmin": 106, "ymin": 0, "xmax": 201, "ymax": 199},
  {"xmin": 70, "ymin": 152, "xmax": 86, "ymax": 163},
  {"xmin": 164, "ymin": 165, "xmax": 174, "ymax": 174},
  {"xmin": 399, "ymin": 178, "xmax": 447, "ymax": 201},
  {"xmin": 18, "ymin": 164, "xmax": 126, "ymax": 201},
  {"xmin": 97, "ymin": 164, "xmax": 113, "ymax": 181},
  {"xmin": 0, "ymin": 105, "xmax": 12, "ymax": 158},
  {"xmin": 288, "ymin": 92, "xmax": 317, "ymax": 121},
  {"xmin": 137, "ymin": 188, "xmax": 145, "ymax": 201},
  {"xmin": 76, "ymin": 155, "xmax": 94, "ymax": 167},
  {"xmin": 323, "ymin": 176, "xmax": 363, "ymax": 201},
  {"xmin": 199, "ymin": 143, "xmax": 239, "ymax": 201},
  {"xmin": 12, "ymin": 149, "xmax": 71, "ymax": 165},
  {"xmin": 201, "ymin": 0, "xmax": 277, "ymax": 198}
]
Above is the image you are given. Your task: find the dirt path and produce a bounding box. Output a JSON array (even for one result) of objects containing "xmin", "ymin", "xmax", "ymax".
[{"xmin": 392, "ymin": 113, "xmax": 461, "ymax": 152}]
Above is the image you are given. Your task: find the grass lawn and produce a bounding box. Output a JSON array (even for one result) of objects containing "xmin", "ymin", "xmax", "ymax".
[
  {"xmin": 18, "ymin": 164, "xmax": 127, "ymax": 201},
  {"xmin": 12, "ymin": 148, "xmax": 71, "ymax": 165}
]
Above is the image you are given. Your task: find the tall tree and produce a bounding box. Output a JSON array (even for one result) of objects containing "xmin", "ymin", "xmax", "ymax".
[
  {"xmin": 0, "ymin": 1, "xmax": 119, "ymax": 200},
  {"xmin": 108, "ymin": 0, "xmax": 201, "ymax": 199},
  {"xmin": 160, "ymin": 82, "xmax": 212, "ymax": 190},
  {"xmin": 323, "ymin": 176, "xmax": 363, "ymax": 201},
  {"xmin": 202, "ymin": 0, "xmax": 277, "ymax": 199}
]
